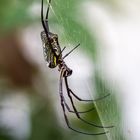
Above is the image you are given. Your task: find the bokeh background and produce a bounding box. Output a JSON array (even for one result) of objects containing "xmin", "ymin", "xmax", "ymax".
[{"xmin": 0, "ymin": 0, "xmax": 140, "ymax": 140}]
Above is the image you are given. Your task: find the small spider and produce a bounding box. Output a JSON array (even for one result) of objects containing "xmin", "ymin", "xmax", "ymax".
[{"xmin": 40, "ymin": 0, "xmax": 113, "ymax": 135}]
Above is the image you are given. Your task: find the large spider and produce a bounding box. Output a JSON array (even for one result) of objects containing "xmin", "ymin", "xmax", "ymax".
[{"xmin": 40, "ymin": 0, "xmax": 113, "ymax": 135}]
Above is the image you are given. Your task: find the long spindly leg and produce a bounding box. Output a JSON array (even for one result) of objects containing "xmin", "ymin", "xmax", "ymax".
[
  {"xmin": 59, "ymin": 46, "xmax": 66, "ymax": 56},
  {"xmin": 63, "ymin": 96, "xmax": 95, "ymax": 114},
  {"xmin": 63, "ymin": 44, "xmax": 80, "ymax": 59},
  {"xmin": 59, "ymin": 73, "xmax": 109, "ymax": 135},
  {"xmin": 64, "ymin": 77, "xmax": 114, "ymax": 128},
  {"xmin": 45, "ymin": 0, "xmax": 51, "ymax": 32},
  {"xmin": 45, "ymin": 0, "xmax": 51, "ymax": 20},
  {"xmin": 69, "ymin": 88, "xmax": 110, "ymax": 102},
  {"xmin": 41, "ymin": 0, "xmax": 49, "ymax": 40}
]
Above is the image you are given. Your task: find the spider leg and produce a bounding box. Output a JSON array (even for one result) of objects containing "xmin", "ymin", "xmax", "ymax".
[
  {"xmin": 45, "ymin": 0, "xmax": 51, "ymax": 32},
  {"xmin": 41, "ymin": 0, "xmax": 50, "ymax": 40},
  {"xmin": 69, "ymin": 88, "xmax": 110, "ymax": 102},
  {"xmin": 64, "ymin": 77, "xmax": 114, "ymax": 128},
  {"xmin": 63, "ymin": 43, "xmax": 80, "ymax": 59},
  {"xmin": 59, "ymin": 46, "xmax": 66, "ymax": 56},
  {"xmin": 45, "ymin": 0, "xmax": 51, "ymax": 20},
  {"xmin": 61, "ymin": 46, "xmax": 66, "ymax": 52},
  {"xmin": 59, "ymin": 73, "xmax": 109, "ymax": 135},
  {"xmin": 63, "ymin": 97, "xmax": 95, "ymax": 114}
]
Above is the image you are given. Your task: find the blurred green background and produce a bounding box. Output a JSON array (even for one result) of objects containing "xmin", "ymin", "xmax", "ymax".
[{"xmin": 0, "ymin": 0, "xmax": 125, "ymax": 140}]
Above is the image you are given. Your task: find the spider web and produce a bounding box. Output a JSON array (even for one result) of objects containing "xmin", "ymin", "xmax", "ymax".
[
  {"xmin": 45, "ymin": 0, "xmax": 123, "ymax": 140},
  {"xmin": 44, "ymin": 0, "xmax": 120, "ymax": 140}
]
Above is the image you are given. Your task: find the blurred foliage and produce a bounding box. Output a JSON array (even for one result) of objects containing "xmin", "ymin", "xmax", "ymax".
[
  {"xmin": 0, "ymin": 0, "xmax": 36, "ymax": 34},
  {"xmin": 0, "ymin": 0, "xmax": 124, "ymax": 140},
  {"xmin": 94, "ymin": 73, "xmax": 125, "ymax": 140}
]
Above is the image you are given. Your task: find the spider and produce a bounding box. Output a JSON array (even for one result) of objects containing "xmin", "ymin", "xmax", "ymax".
[{"xmin": 40, "ymin": 0, "xmax": 113, "ymax": 135}]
